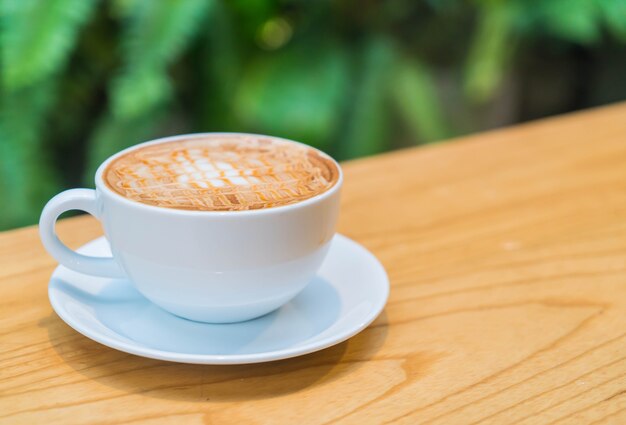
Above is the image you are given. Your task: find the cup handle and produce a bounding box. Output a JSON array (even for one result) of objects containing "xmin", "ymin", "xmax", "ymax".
[{"xmin": 39, "ymin": 188, "xmax": 125, "ymax": 278}]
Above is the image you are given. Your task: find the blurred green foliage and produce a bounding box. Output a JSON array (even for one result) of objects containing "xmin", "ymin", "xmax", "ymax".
[{"xmin": 0, "ymin": 0, "xmax": 625, "ymax": 229}]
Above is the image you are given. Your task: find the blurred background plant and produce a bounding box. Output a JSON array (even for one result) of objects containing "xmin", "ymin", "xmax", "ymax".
[{"xmin": 0, "ymin": 0, "xmax": 625, "ymax": 229}]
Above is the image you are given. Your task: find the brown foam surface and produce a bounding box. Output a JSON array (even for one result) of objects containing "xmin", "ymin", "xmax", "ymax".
[{"xmin": 104, "ymin": 135, "xmax": 339, "ymax": 211}]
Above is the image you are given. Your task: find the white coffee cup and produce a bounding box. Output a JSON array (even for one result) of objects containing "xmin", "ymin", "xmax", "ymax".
[{"xmin": 39, "ymin": 133, "xmax": 342, "ymax": 323}]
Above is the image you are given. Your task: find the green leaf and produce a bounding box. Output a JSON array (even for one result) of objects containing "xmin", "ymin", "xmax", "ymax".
[
  {"xmin": 597, "ymin": 0, "xmax": 626, "ymax": 41},
  {"xmin": 391, "ymin": 58, "xmax": 450, "ymax": 143},
  {"xmin": 539, "ymin": 0, "xmax": 600, "ymax": 44},
  {"xmin": 228, "ymin": 0, "xmax": 276, "ymax": 40},
  {"xmin": 84, "ymin": 108, "xmax": 167, "ymax": 182},
  {"xmin": 197, "ymin": 0, "xmax": 242, "ymax": 130},
  {"xmin": 464, "ymin": 1, "xmax": 515, "ymax": 103},
  {"xmin": 339, "ymin": 36, "xmax": 395, "ymax": 159},
  {"xmin": 233, "ymin": 41, "xmax": 350, "ymax": 151},
  {"xmin": 110, "ymin": 0, "xmax": 212, "ymax": 118},
  {"xmin": 110, "ymin": 0, "xmax": 140, "ymax": 19},
  {"xmin": 112, "ymin": 67, "xmax": 172, "ymax": 118},
  {"xmin": 0, "ymin": 81, "xmax": 60, "ymax": 228},
  {"xmin": 0, "ymin": 0, "xmax": 98, "ymax": 89}
]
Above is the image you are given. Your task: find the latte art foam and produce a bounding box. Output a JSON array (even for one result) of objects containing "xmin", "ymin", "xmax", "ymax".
[{"xmin": 103, "ymin": 135, "xmax": 339, "ymax": 211}]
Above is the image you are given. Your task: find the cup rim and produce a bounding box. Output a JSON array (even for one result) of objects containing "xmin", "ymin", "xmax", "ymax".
[{"xmin": 95, "ymin": 132, "xmax": 343, "ymax": 216}]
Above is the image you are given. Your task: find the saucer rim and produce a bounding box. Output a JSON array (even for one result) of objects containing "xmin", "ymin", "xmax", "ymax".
[{"xmin": 48, "ymin": 234, "xmax": 389, "ymax": 364}]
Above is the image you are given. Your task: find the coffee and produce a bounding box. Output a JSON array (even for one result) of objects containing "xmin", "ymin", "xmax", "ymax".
[{"xmin": 104, "ymin": 134, "xmax": 339, "ymax": 211}]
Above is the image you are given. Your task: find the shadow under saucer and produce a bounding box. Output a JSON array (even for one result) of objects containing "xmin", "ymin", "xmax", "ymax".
[{"xmin": 39, "ymin": 309, "xmax": 389, "ymax": 402}]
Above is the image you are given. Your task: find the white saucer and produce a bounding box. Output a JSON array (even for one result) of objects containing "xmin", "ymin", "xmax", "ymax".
[{"xmin": 48, "ymin": 234, "xmax": 389, "ymax": 364}]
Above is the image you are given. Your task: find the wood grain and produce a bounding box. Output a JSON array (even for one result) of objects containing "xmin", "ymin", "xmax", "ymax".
[{"xmin": 2, "ymin": 103, "xmax": 626, "ymax": 424}]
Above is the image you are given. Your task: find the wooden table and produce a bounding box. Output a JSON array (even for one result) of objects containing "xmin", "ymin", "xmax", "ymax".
[{"xmin": 2, "ymin": 104, "xmax": 626, "ymax": 424}]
